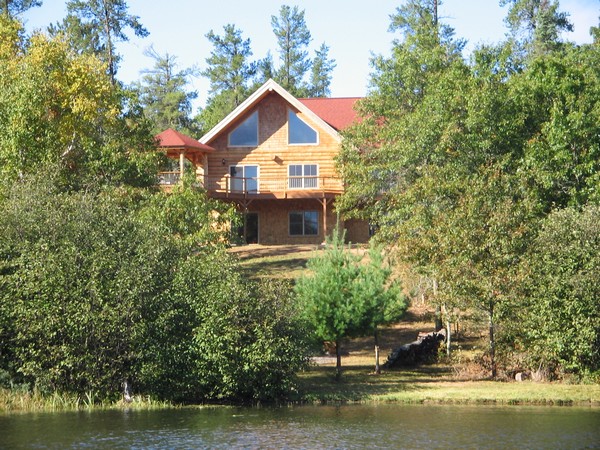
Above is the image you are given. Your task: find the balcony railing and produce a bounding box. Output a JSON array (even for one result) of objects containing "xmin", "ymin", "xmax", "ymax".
[
  {"xmin": 204, "ymin": 175, "xmax": 343, "ymax": 196},
  {"xmin": 158, "ymin": 171, "xmax": 181, "ymax": 185},
  {"xmin": 288, "ymin": 175, "xmax": 318, "ymax": 189}
]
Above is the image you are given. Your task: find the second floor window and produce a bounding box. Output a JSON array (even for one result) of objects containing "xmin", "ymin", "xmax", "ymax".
[
  {"xmin": 230, "ymin": 165, "xmax": 259, "ymax": 193},
  {"xmin": 229, "ymin": 111, "xmax": 258, "ymax": 147},
  {"xmin": 288, "ymin": 110, "xmax": 317, "ymax": 144},
  {"xmin": 289, "ymin": 164, "xmax": 318, "ymax": 189}
]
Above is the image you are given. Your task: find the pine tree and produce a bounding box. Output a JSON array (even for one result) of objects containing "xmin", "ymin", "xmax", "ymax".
[
  {"xmin": 0, "ymin": 0, "xmax": 41, "ymax": 18},
  {"xmin": 136, "ymin": 45, "xmax": 199, "ymax": 136},
  {"xmin": 295, "ymin": 229, "xmax": 406, "ymax": 379},
  {"xmin": 500, "ymin": 0, "xmax": 573, "ymax": 57},
  {"xmin": 271, "ymin": 4, "xmax": 311, "ymax": 96},
  {"xmin": 308, "ymin": 43, "xmax": 336, "ymax": 97},
  {"xmin": 200, "ymin": 24, "xmax": 256, "ymax": 130},
  {"xmin": 51, "ymin": 0, "xmax": 149, "ymax": 84}
]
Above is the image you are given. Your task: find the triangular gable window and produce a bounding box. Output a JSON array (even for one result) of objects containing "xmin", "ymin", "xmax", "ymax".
[
  {"xmin": 229, "ymin": 111, "xmax": 258, "ymax": 147},
  {"xmin": 288, "ymin": 110, "xmax": 318, "ymax": 144}
]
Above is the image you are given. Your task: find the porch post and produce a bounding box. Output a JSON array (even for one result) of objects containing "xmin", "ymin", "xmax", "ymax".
[
  {"xmin": 179, "ymin": 151, "xmax": 185, "ymax": 180},
  {"xmin": 241, "ymin": 199, "xmax": 252, "ymax": 244},
  {"xmin": 203, "ymin": 154, "xmax": 208, "ymax": 187},
  {"xmin": 322, "ymin": 198, "xmax": 327, "ymax": 240}
]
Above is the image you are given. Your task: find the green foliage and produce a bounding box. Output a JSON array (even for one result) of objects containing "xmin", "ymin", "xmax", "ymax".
[
  {"xmin": 140, "ymin": 175, "xmax": 239, "ymax": 247},
  {"xmin": 199, "ymin": 24, "xmax": 256, "ymax": 131},
  {"xmin": 0, "ymin": 0, "xmax": 41, "ymax": 18},
  {"xmin": 135, "ymin": 46, "xmax": 200, "ymax": 136},
  {"xmin": 202, "ymin": 24, "xmax": 256, "ymax": 105},
  {"xmin": 295, "ymin": 231, "xmax": 363, "ymax": 344},
  {"xmin": 336, "ymin": 0, "xmax": 600, "ymax": 377},
  {"xmin": 308, "ymin": 43, "xmax": 336, "ymax": 97},
  {"xmin": 295, "ymin": 229, "xmax": 407, "ymax": 375},
  {"xmin": 0, "ymin": 175, "xmax": 174, "ymax": 397},
  {"xmin": 500, "ymin": 0, "xmax": 573, "ymax": 57},
  {"xmin": 356, "ymin": 246, "xmax": 408, "ymax": 326},
  {"xmin": 514, "ymin": 45, "xmax": 600, "ymax": 207},
  {"xmin": 271, "ymin": 4, "xmax": 312, "ymax": 96},
  {"xmin": 521, "ymin": 205, "xmax": 600, "ymax": 377},
  {"xmin": 56, "ymin": 0, "xmax": 149, "ymax": 82},
  {"xmin": 0, "ymin": 173, "xmax": 306, "ymax": 403},
  {"xmin": 0, "ymin": 17, "xmax": 159, "ymax": 190}
]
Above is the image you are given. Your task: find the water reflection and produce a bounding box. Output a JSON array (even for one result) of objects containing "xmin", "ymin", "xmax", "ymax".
[{"xmin": 1, "ymin": 404, "xmax": 599, "ymax": 449}]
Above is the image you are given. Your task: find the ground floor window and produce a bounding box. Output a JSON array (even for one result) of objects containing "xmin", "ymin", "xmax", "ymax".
[{"xmin": 289, "ymin": 211, "xmax": 318, "ymax": 236}]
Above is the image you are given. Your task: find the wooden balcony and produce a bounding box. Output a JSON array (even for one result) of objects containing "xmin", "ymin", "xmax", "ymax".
[{"xmin": 204, "ymin": 175, "xmax": 343, "ymax": 200}]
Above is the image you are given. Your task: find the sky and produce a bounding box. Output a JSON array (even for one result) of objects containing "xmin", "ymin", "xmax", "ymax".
[{"xmin": 23, "ymin": 0, "xmax": 599, "ymax": 110}]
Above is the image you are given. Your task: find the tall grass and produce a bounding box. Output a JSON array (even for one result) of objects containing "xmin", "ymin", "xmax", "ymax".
[{"xmin": 0, "ymin": 388, "xmax": 174, "ymax": 414}]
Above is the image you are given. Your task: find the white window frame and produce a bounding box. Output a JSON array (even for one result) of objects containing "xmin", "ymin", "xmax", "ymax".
[
  {"xmin": 288, "ymin": 109, "xmax": 319, "ymax": 146},
  {"xmin": 229, "ymin": 164, "xmax": 260, "ymax": 193},
  {"xmin": 228, "ymin": 111, "xmax": 259, "ymax": 147},
  {"xmin": 288, "ymin": 163, "xmax": 319, "ymax": 189}
]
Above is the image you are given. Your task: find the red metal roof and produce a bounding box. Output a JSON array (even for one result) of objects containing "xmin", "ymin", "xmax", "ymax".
[
  {"xmin": 155, "ymin": 128, "xmax": 214, "ymax": 152},
  {"xmin": 298, "ymin": 97, "xmax": 361, "ymax": 131}
]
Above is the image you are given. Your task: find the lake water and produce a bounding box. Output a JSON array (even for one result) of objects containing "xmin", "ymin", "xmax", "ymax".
[{"xmin": 1, "ymin": 404, "xmax": 599, "ymax": 449}]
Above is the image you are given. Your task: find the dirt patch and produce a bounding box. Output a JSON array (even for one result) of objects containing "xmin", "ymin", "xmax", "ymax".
[{"xmin": 228, "ymin": 244, "xmax": 318, "ymax": 260}]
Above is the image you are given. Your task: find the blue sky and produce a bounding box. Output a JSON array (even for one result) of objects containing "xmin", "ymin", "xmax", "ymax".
[{"xmin": 24, "ymin": 0, "xmax": 599, "ymax": 110}]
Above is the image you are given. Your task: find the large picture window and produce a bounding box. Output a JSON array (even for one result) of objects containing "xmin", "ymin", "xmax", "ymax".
[
  {"xmin": 229, "ymin": 111, "xmax": 258, "ymax": 147},
  {"xmin": 288, "ymin": 164, "xmax": 318, "ymax": 189},
  {"xmin": 229, "ymin": 165, "xmax": 259, "ymax": 193},
  {"xmin": 289, "ymin": 211, "xmax": 318, "ymax": 236},
  {"xmin": 288, "ymin": 110, "xmax": 318, "ymax": 144}
]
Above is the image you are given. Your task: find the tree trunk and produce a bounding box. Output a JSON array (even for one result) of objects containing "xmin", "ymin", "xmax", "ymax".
[
  {"xmin": 434, "ymin": 305, "xmax": 443, "ymax": 331},
  {"xmin": 489, "ymin": 304, "xmax": 496, "ymax": 379},
  {"xmin": 442, "ymin": 303, "xmax": 451, "ymax": 357},
  {"xmin": 102, "ymin": 1, "xmax": 115, "ymax": 84},
  {"xmin": 433, "ymin": 279, "xmax": 442, "ymax": 330},
  {"xmin": 335, "ymin": 338, "xmax": 342, "ymax": 381},
  {"xmin": 374, "ymin": 328, "xmax": 381, "ymax": 374}
]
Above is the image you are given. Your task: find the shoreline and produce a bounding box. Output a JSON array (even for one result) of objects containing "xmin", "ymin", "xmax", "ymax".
[{"xmin": 2, "ymin": 366, "xmax": 599, "ymax": 414}]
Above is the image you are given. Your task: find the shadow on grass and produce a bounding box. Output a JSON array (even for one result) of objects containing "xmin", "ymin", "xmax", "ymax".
[
  {"xmin": 297, "ymin": 364, "xmax": 453, "ymax": 403},
  {"xmin": 241, "ymin": 257, "xmax": 310, "ymax": 279}
]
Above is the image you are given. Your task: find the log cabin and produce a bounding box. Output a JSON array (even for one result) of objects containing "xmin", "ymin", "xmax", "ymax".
[{"xmin": 155, "ymin": 79, "xmax": 369, "ymax": 245}]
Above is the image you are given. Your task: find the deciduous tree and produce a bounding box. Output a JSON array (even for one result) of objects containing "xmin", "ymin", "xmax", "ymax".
[
  {"xmin": 0, "ymin": 17, "xmax": 157, "ymax": 189},
  {"xmin": 520, "ymin": 205, "xmax": 600, "ymax": 378}
]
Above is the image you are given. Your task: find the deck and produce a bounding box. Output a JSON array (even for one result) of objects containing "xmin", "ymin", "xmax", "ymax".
[{"xmin": 159, "ymin": 174, "xmax": 344, "ymax": 199}]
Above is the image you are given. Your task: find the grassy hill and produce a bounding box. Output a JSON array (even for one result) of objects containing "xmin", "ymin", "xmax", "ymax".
[{"xmin": 229, "ymin": 244, "xmax": 600, "ymax": 406}]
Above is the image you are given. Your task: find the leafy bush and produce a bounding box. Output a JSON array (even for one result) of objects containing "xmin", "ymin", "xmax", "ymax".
[
  {"xmin": 0, "ymin": 176, "xmax": 307, "ymax": 402},
  {"xmin": 522, "ymin": 205, "xmax": 600, "ymax": 377}
]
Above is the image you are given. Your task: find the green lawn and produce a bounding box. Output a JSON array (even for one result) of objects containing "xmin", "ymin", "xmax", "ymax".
[{"xmin": 297, "ymin": 364, "xmax": 600, "ymax": 406}]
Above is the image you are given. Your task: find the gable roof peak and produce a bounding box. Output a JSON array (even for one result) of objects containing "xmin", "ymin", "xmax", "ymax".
[{"xmin": 199, "ymin": 79, "xmax": 342, "ymax": 145}]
